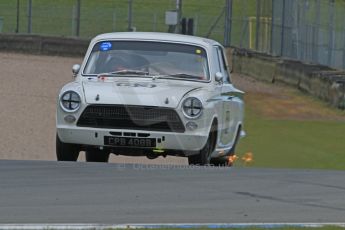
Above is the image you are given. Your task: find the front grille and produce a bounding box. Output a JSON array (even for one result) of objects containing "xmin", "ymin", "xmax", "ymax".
[{"xmin": 77, "ymin": 105, "xmax": 185, "ymax": 133}]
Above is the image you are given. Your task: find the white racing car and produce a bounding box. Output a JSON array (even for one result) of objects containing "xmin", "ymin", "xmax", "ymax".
[{"xmin": 56, "ymin": 32, "xmax": 244, "ymax": 165}]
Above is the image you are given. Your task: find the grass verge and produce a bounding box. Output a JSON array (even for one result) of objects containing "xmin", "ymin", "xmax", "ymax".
[{"xmin": 234, "ymin": 81, "xmax": 345, "ymax": 170}]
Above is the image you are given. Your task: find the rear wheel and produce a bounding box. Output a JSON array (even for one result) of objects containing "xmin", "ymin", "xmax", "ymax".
[
  {"xmin": 211, "ymin": 126, "xmax": 241, "ymax": 167},
  {"xmin": 85, "ymin": 148, "xmax": 110, "ymax": 163},
  {"xmin": 56, "ymin": 134, "xmax": 79, "ymax": 161},
  {"xmin": 228, "ymin": 126, "xmax": 241, "ymax": 155},
  {"xmin": 210, "ymin": 156, "xmax": 229, "ymax": 166}
]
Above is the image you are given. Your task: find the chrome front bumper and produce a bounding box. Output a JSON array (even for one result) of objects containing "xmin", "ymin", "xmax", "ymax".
[{"xmin": 57, "ymin": 126, "xmax": 209, "ymax": 154}]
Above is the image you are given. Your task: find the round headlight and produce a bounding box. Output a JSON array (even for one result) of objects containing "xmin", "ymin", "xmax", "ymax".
[
  {"xmin": 60, "ymin": 91, "xmax": 81, "ymax": 112},
  {"xmin": 182, "ymin": 97, "xmax": 203, "ymax": 118}
]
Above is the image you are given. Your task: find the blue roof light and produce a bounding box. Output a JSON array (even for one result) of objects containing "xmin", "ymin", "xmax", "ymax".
[{"xmin": 100, "ymin": 42, "xmax": 112, "ymax": 51}]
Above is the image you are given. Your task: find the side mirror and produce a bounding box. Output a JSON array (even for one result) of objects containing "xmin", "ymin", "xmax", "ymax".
[
  {"xmin": 72, "ymin": 64, "xmax": 81, "ymax": 77},
  {"xmin": 215, "ymin": 72, "xmax": 223, "ymax": 82}
]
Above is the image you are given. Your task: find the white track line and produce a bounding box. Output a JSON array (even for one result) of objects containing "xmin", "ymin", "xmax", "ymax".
[{"xmin": 0, "ymin": 223, "xmax": 345, "ymax": 229}]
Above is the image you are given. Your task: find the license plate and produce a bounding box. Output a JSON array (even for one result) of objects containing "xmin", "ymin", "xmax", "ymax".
[{"xmin": 104, "ymin": 136, "xmax": 156, "ymax": 148}]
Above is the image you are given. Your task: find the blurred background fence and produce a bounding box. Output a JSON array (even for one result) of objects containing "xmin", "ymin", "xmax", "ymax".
[
  {"xmin": 1, "ymin": 0, "xmax": 345, "ymax": 70},
  {"xmin": 230, "ymin": 0, "xmax": 345, "ymax": 70},
  {"xmin": 0, "ymin": 0, "xmax": 227, "ymax": 41}
]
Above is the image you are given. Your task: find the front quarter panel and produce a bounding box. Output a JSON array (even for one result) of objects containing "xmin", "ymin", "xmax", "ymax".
[
  {"xmin": 178, "ymin": 87, "xmax": 221, "ymax": 134},
  {"xmin": 56, "ymin": 81, "xmax": 86, "ymax": 141}
]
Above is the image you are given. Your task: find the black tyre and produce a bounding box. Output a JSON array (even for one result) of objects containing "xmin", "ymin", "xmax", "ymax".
[
  {"xmin": 188, "ymin": 128, "xmax": 216, "ymax": 165},
  {"xmin": 85, "ymin": 148, "xmax": 110, "ymax": 163},
  {"xmin": 210, "ymin": 156, "xmax": 229, "ymax": 166},
  {"xmin": 56, "ymin": 134, "xmax": 79, "ymax": 161}
]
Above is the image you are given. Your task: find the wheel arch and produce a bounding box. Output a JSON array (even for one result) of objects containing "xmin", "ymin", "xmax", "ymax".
[
  {"xmin": 237, "ymin": 123, "xmax": 242, "ymax": 135},
  {"xmin": 210, "ymin": 117, "xmax": 218, "ymax": 153}
]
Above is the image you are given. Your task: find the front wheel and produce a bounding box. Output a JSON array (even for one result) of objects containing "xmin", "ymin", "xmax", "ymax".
[
  {"xmin": 85, "ymin": 148, "xmax": 110, "ymax": 163},
  {"xmin": 56, "ymin": 134, "xmax": 79, "ymax": 161},
  {"xmin": 188, "ymin": 131, "xmax": 215, "ymax": 166}
]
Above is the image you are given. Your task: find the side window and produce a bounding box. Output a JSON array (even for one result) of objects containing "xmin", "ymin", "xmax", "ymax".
[
  {"xmin": 214, "ymin": 47, "xmax": 222, "ymax": 73},
  {"xmin": 215, "ymin": 46, "xmax": 231, "ymax": 83}
]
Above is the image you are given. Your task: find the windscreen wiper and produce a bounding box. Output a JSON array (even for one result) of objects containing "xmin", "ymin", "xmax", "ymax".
[
  {"xmin": 109, "ymin": 69, "xmax": 150, "ymax": 75},
  {"xmin": 97, "ymin": 69, "xmax": 150, "ymax": 78},
  {"xmin": 152, "ymin": 73, "xmax": 202, "ymax": 80}
]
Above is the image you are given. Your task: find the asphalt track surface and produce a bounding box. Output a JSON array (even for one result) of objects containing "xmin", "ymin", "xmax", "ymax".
[{"xmin": 0, "ymin": 160, "xmax": 345, "ymax": 224}]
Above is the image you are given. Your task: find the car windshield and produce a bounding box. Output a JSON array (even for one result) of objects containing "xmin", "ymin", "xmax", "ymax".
[{"xmin": 83, "ymin": 41, "xmax": 210, "ymax": 81}]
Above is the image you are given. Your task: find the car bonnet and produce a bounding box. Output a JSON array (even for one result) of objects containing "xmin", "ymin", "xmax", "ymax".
[{"xmin": 82, "ymin": 79, "xmax": 202, "ymax": 109}]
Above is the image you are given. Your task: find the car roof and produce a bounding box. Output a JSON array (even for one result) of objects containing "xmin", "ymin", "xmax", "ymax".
[{"xmin": 92, "ymin": 32, "xmax": 222, "ymax": 48}]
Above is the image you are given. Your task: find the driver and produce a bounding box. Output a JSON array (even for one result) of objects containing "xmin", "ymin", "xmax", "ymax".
[{"xmin": 106, "ymin": 54, "xmax": 150, "ymax": 73}]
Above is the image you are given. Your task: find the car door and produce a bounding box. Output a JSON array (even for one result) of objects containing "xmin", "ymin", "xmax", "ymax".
[{"xmin": 215, "ymin": 46, "xmax": 239, "ymax": 147}]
